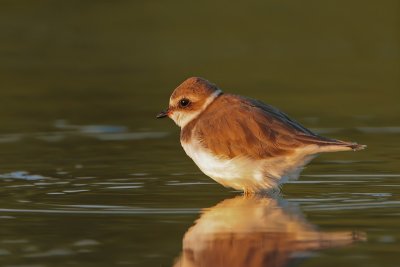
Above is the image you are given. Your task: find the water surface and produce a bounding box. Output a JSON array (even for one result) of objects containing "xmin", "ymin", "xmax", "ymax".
[{"xmin": 0, "ymin": 1, "xmax": 399, "ymax": 266}]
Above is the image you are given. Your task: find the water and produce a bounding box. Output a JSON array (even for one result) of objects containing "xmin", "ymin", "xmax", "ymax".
[{"xmin": 0, "ymin": 1, "xmax": 399, "ymax": 266}]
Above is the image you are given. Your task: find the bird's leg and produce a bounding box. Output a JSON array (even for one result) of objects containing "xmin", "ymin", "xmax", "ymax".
[
  {"xmin": 243, "ymin": 188, "xmax": 254, "ymax": 197},
  {"xmin": 243, "ymin": 188, "xmax": 248, "ymax": 196}
]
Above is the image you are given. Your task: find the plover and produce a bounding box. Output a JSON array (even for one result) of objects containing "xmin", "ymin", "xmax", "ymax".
[{"xmin": 157, "ymin": 77, "xmax": 365, "ymax": 194}]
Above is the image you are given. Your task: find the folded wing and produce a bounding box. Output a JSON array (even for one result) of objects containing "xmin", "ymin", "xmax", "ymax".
[{"xmin": 193, "ymin": 94, "xmax": 363, "ymax": 160}]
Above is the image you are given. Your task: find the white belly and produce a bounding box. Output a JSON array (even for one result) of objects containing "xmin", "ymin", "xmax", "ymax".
[{"xmin": 181, "ymin": 140, "xmax": 318, "ymax": 192}]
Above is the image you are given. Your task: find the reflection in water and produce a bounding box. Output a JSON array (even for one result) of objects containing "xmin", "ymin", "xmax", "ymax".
[{"xmin": 174, "ymin": 196, "xmax": 365, "ymax": 267}]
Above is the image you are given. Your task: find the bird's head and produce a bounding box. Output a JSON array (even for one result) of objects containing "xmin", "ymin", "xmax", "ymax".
[{"xmin": 157, "ymin": 77, "xmax": 222, "ymax": 128}]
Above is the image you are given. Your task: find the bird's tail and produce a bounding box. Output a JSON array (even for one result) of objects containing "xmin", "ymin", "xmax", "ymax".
[
  {"xmin": 296, "ymin": 134, "xmax": 366, "ymax": 153},
  {"xmin": 320, "ymin": 141, "xmax": 366, "ymax": 152}
]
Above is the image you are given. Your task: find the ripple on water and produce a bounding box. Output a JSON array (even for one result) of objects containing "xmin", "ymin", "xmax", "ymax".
[
  {"xmin": 24, "ymin": 248, "xmax": 74, "ymax": 258},
  {"xmin": 302, "ymin": 200, "xmax": 400, "ymax": 211},
  {"xmin": 357, "ymin": 126, "xmax": 400, "ymax": 134},
  {"xmin": 166, "ymin": 181, "xmax": 215, "ymax": 186},
  {"xmin": 62, "ymin": 189, "xmax": 90, "ymax": 193},
  {"xmin": 0, "ymin": 207, "xmax": 200, "ymax": 215},
  {"xmin": 309, "ymin": 126, "xmax": 400, "ymax": 134},
  {"xmin": 303, "ymin": 174, "xmax": 400, "ymax": 178},
  {"xmin": 130, "ymin": 173, "xmax": 149, "ymax": 176},
  {"xmin": 0, "ymin": 171, "xmax": 46, "ymax": 181},
  {"xmin": 0, "ymin": 216, "xmax": 15, "ymax": 219},
  {"xmin": 0, "ymin": 249, "xmax": 11, "ymax": 256},
  {"xmin": 0, "ymin": 120, "xmax": 169, "ymax": 143},
  {"xmin": 106, "ymin": 186, "xmax": 142, "ymax": 189},
  {"xmin": 73, "ymin": 239, "xmax": 100, "ymax": 247},
  {"xmin": 4, "ymin": 265, "xmax": 45, "ymax": 267},
  {"xmin": 1, "ymin": 239, "xmax": 29, "ymax": 244}
]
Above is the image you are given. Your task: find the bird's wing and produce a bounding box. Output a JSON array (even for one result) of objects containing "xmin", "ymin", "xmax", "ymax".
[{"xmin": 192, "ymin": 94, "xmax": 350, "ymax": 159}]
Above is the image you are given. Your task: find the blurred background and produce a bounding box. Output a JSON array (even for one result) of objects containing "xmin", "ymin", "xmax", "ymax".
[
  {"xmin": 0, "ymin": 0, "xmax": 399, "ymax": 132},
  {"xmin": 0, "ymin": 1, "xmax": 399, "ymax": 267}
]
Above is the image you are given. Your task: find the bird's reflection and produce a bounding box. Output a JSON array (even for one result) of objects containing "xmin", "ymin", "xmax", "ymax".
[{"xmin": 174, "ymin": 196, "xmax": 365, "ymax": 267}]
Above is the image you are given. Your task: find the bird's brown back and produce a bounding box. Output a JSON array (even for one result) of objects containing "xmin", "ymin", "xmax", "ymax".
[{"xmin": 181, "ymin": 94, "xmax": 341, "ymax": 160}]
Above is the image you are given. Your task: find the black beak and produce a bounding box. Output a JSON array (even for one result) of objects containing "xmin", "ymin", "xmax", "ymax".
[{"xmin": 156, "ymin": 109, "xmax": 169, "ymax": 119}]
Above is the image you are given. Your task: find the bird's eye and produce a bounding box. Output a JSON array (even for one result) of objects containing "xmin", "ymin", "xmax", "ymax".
[{"xmin": 179, "ymin": 98, "xmax": 190, "ymax": 108}]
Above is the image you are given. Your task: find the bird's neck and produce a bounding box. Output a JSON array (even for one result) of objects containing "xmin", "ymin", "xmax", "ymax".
[{"xmin": 180, "ymin": 89, "xmax": 222, "ymax": 142}]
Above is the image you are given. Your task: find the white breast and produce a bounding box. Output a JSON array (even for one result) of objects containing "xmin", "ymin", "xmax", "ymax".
[
  {"xmin": 181, "ymin": 139, "xmax": 281, "ymax": 191},
  {"xmin": 181, "ymin": 139, "xmax": 318, "ymax": 192}
]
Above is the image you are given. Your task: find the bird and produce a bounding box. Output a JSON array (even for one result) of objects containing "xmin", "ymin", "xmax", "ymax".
[{"xmin": 157, "ymin": 77, "xmax": 366, "ymax": 194}]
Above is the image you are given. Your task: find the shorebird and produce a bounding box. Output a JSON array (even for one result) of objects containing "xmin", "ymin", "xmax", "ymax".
[{"xmin": 157, "ymin": 77, "xmax": 365, "ymax": 194}]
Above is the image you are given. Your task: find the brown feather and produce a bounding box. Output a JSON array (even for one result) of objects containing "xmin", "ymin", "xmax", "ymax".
[{"xmin": 183, "ymin": 94, "xmax": 361, "ymax": 160}]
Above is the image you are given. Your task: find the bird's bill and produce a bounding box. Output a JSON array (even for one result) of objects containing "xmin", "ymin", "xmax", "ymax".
[{"xmin": 156, "ymin": 109, "xmax": 169, "ymax": 118}]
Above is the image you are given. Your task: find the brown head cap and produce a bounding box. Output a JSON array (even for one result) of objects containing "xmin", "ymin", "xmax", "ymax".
[{"xmin": 170, "ymin": 77, "xmax": 219, "ymax": 102}]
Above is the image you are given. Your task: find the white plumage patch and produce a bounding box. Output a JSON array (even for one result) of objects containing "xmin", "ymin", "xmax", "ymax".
[
  {"xmin": 170, "ymin": 111, "xmax": 199, "ymax": 128},
  {"xmin": 182, "ymin": 140, "xmax": 257, "ymax": 189},
  {"xmin": 182, "ymin": 139, "xmax": 319, "ymax": 192}
]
